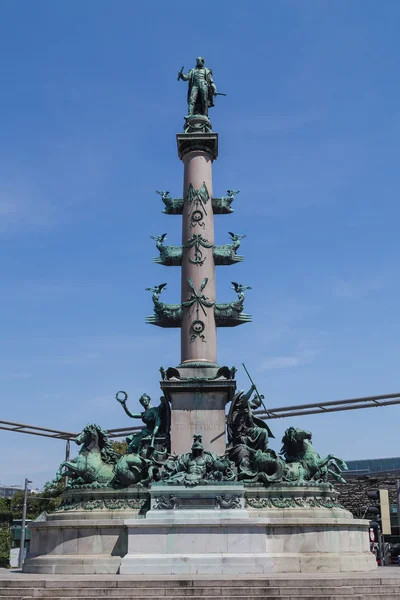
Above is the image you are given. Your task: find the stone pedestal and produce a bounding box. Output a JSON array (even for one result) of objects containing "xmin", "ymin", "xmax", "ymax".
[
  {"xmin": 22, "ymin": 483, "xmax": 376, "ymax": 576},
  {"xmin": 161, "ymin": 374, "xmax": 235, "ymax": 455},
  {"xmin": 22, "ymin": 487, "xmax": 148, "ymax": 575},
  {"xmin": 119, "ymin": 484, "xmax": 376, "ymax": 576}
]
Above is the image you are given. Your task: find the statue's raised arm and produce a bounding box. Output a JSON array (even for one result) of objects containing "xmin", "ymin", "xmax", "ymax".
[{"xmin": 116, "ymin": 391, "xmax": 171, "ymax": 456}]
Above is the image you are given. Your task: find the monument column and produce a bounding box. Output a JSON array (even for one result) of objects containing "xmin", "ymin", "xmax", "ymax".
[
  {"xmin": 148, "ymin": 58, "xmax": 248, "ymax": 454},
  {"xmin": 166, "ymin": 131, "xmax": 226, "ymax": 455},
  {"xmin": 180, "ymin": 139, "xmax": 218, "ymax": 366}
]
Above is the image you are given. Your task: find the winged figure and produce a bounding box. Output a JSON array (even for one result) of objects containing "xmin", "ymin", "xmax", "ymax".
[
  {"xmin": 228, "ymin": 232, "xmax": 246, "ymax": 252},
  {"xmin": 156, "ymin": 190, "xmax": 170, "ymax": 201},
  {"xmin": 150, "ymin": 233, "xmax": 168, "ymax": 251},
  {"xmin": 226, "ymin": 190, "xmax": 240, "ymax": 199},
  {"xmin": 145, "ymin": 283, "xmax": 167, "ymax": 304},
  {"xmin": 231, "ymin": 282, "xmax": 252, "ymax": 301}
]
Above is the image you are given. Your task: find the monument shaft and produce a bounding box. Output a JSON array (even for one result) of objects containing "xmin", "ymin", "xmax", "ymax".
[
  {"xmin": 162, "ymin": 131, "xmax": 229, "ymax": 455},
  {"xmin": 181, "ymin": 150, "xmax": 217, "ymax": 365}
]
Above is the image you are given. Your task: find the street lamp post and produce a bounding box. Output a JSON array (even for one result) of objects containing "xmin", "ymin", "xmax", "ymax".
[{"xmin": 18, "ymin": 478, "xmax": 32, "ymax": 569}]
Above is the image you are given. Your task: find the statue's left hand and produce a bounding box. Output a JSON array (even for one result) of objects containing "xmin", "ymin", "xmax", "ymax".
[{"xmin": 116, "ymin": 390, "xmax": 128, "ymax": 404}]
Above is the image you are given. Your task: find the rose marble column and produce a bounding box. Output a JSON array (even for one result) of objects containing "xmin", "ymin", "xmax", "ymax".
[
  {"xmin": 180, "ymin": 149, "xmax": 217, "ymax": 366},
  {"xmin": 161, "ymin": 132, "xmax": 234, "ymax": 455}
]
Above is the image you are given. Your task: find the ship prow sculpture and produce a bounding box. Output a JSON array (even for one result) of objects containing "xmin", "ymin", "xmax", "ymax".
[{"xmin": 23, "ymin": 57, "xmax": 376, "ymax": 576}]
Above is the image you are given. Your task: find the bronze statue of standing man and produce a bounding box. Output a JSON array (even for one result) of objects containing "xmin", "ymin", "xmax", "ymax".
[{"xmin": 178, "ymin": 57, "xmax": 217, "ymax": 118}]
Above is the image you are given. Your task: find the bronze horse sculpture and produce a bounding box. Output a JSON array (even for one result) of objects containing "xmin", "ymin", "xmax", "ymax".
[
  {"xmin": 279, "ymin": 427, "xmax": 348, "ymax": 484},
  {"xmin": 55, "ymin": 424, "xmax": 160, "ymax": 488}
]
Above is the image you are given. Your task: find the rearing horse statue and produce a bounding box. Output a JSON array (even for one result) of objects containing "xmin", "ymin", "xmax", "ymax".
[
  {"xmin": 280, "ymin": 427, "xmax": 348, "ymax": 484},
  {"xmin": 56, "ymin": 424, "xmax": 118, "ymax": 485},
  {"xmin": 55, "ymin": 423, "xmax": 159, "ymax": 487}
]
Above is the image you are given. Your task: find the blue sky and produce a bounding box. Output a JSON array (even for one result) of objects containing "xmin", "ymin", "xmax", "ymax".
[{"xmin": 0, "ymin": 1, "xmax": 399, "ymax": 488}]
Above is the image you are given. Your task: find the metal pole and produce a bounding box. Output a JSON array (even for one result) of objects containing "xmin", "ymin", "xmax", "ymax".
[
  {"xmin": 64, "ymin": 439, "xmax": 70, "ymax": 488},
  {"xmin": 18, "ymin": 478, "xmax": 31, "ymax": 569},
  {"xmin": 378, "ymin": 527, "xmax": 385, "ymax": 567}
]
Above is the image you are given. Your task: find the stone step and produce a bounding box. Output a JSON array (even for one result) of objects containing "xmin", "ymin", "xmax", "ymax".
[
  {"xmin": 2, "ymin": 579, "xmax": 397, "ymax": 588},
  {"xmin": 0, "ymin": 595, "xmax": 397, "ymax": 600},
  {"xmin": 1, "ymin": 588, "xmax": 399, "ymax": 599},
  {"xmin": 12, "ymin": 587, "xmax": 400, "ymax": 596}
]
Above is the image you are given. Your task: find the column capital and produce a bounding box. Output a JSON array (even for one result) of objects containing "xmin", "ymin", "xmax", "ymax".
[{"xmin": 177, "ymin": 133, "xmax": 218, "ymax": 161}]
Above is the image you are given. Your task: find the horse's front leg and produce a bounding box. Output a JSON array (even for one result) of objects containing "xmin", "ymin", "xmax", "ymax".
[
  {"xmin": 329, "ymin": 455, "xmax": 348, "ymax": 471},
  {"xmin": 318, "ymin": 455, "xmax": 334, "ymax": 469},
  {"xmin": 327, "ymin": 468, "xmax": 346, "ymax": 484},
  {"xmin": 56, "ymin": 460, "xmax": 78, "ymax": 481},
  {"xmin": 55, "ymin": 461, "xmax": 67, "ymax": 481}
]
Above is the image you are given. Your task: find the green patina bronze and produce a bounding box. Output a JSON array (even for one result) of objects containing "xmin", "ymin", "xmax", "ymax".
[
  {"xmin": 228, "ymin": 384, "xmax": 275, "ymax": 451},
  {"xmin": 212, "ymin": 232, "xmax": 245, "ymax": 265},
  {"xmin": 160, "ymin": 365, "xmax": 237, "ymax": 382},
  {"xmin": 182, "ymin": 277, "xmax": 215, "ymax": 343},
  {"xmin": 116, "ymin": 391, "xmax": 170, "ymax": 455},
  {"xmin": 162, "ymin": 434, "xmax": 235, "ymax": 487},
  {"xmin": 56, "ymin": 497, "xmax": 146, "ymax": 511},
  {"xmin": 152, "ymin": 232, "xmax": 245, "ymax": 267},
  {"xmin": 215, "ymin": 494, "xmax": 241, "ymax": 509},
  {"xmin": 246, "ymin": 496, "xmax": 345, "ymax": 510},
  {"xmin": 153, "ymin": 495, "xmax": 179, "ymax": 509},
  {"xmin": 279, "ymin": 427, "xmax": 347, "ymax": 484},
  {"xmin": 186, "ymin": 182, "xmax": 210, "ymax": 230},
  {"xmin": 214, "ymin": 282, "xmax": 252, "ymax": 326},
  {"xmin": 215, "ymin": 190, "xmax": 239, "ymax": 214},
  {"xmin": 146, "ymin": 281, "xmax": 252, "ymax": 328},
  {"xmin": 228, "ymin": 422, "xmax": 348, "ymax": 486},
  {"xmin": 158, "ymin": 190, "xmax": 239, "ymax": 216},
  {"xmin": 184, "ymin": 233, "xmax": 213, "ymax": 266},
  {"xmin": 145, "ymin": 283, "xmax": 182, "ymax": 327},
  {"xmin": 177, "ymin": 57, "xmax": 217, "ymax": 119},
  {"xmin": 228, "ymin": 232, "xmax": 246, "ymax": 252},
  {"xmin": 151, "ymin": 232, "xmax": 183, "ymax": 266},
  {"xmin": 50, "ymin": 413, "xmax": 347, "ymax": 495},
  {"xmin": 53, "ymin": 424, "xmax": 162, "ymax": 489},
  {"xmin": 157, "ymin": 191, "xmax": 184, "ymax": 214}
]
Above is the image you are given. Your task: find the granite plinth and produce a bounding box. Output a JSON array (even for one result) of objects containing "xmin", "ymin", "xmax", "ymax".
[
  {"xmin": 120, "ymin": 484, "xmax": 376, "ymax": 576},
  {"xmin": 23, "ymin": 487, "xmax": 148, "ymax": 575},
  {"xmin": 23, "ymin": 484, "xmax": 376, "ymax": 576},
  {"xmin": 149, "ymin": 483, "xmax": 246, "ymax": 517},
  {"xmin": 120, "ymin": 515, "xmax": 375, "ymax": 575},
  {"xmin": 161, "ymin": 377, "xmax": 235, "ymax": 455}
]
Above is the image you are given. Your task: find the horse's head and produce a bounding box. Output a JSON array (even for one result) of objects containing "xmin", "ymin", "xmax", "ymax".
[
  {"xmin": 280, "ymin": 427, "xmax": 312, "ymax": 460},
  {"xmin": 75, "ymin": 423, "xmax": 108, "ymax": 450},
  {"xmin": 74, "ymin": 423, "xmax": 118, "ymax": 464},
  {"xmin": 282, "ymin": 427, "xmax": 312, "ymax": 445}
]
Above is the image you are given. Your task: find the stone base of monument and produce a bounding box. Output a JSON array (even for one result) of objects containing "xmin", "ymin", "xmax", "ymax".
[
  {"xmin": 23, "ymin": 482, "xmax": 376, "ymax": 575},
  {"xmin": 119, "ymin": 483, "xmax": 376, "ymax": 576},
  {"xmin": 23, "ymin": 486, "xmax": 148, "ymax": 575}
]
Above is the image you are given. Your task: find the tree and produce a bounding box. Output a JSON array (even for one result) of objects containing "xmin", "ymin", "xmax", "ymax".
[
  {"xmin": 112, "ymin": 440, "xmax": 128, "ymax": 456},
  {"xmin": 10, "ymin": 481, "xmax": 64, "ymax": 522},
  {"xmin": 0, "ymin": 499, "xmax": 13, "ymax": 568}
]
